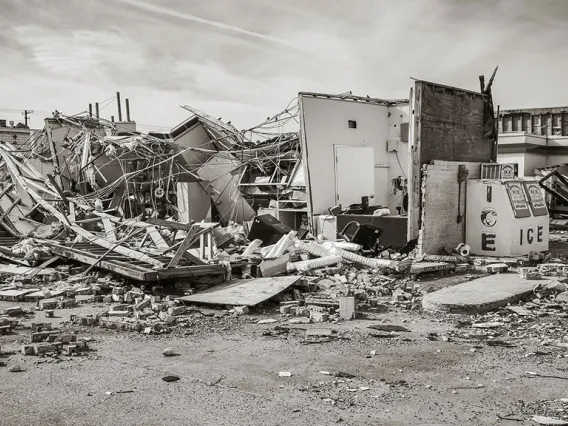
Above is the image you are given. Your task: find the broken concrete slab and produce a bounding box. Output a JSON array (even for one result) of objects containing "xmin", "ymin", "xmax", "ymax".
[
  {"xmin": 180, "ymin": 276, "xmax": 300, "ymax": 307},
  {"xmin": 422, "ymin": 274, "xmax": 554, "ymax": 314},
  {"xmin": 259, "ymin": 254, "xmax": 290, "ymax": 278}
]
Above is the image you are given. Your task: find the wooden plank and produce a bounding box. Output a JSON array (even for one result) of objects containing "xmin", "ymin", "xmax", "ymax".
[
  {"xmin": 83, "ymin": 228, "xmax": 145, "ymax": 274},
  {"xmin": 101, "ymin": 217, "xmax": 117, "ymax": 242},
  {"xmin": 24, "ymin": 256, "xmax": 61, "ymax": 278},
  {"xmin": 146, "ymin": 225, "xmax": 168, "ymax": 249},
  {"xmin": 408, "ymin": 83, "xmax": 422, "ymax": 241},
  {"xmin": 147, "ymin": 217, "xmax": 193, "ymax": 231},
  {"xmin": 167, "ymin": 227, "xmax": 198, "ymax": 268},
  {"xmin": 48, "ymin": 244, "xmax": 148, "ymax": 280},
  {"xmin": 180, "ymin": 276, "xmax": 301, "ymax": 306},
  {"xmin": 45, "ymin": 126, "xmax": 64, "ymax": 189},
  {"xmin": 182, "ymin": 250, "xmax": 206, "ymax": 266},
  {"xmin": 68, "ymin": 202, "xmax": 76, "ymax": 222},
  {"xmin": 145, "ymin": 264, "xmax": 227, "ymax": 281},
  {"xmin": 0, "ymin": 264, "xmax": 57, "ymax": 276}
]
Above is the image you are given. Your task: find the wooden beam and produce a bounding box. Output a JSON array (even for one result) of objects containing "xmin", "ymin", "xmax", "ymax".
[
  {"xmin": 408, "ymin": 84, "xmax": 422, "ymax": 241},
  {"xmin": 145, "ymin": 264, "xmax": 226, "ymax": 281},
  {"xmin": 83, "ymin": 228, "xmax": 145, "ymax": 274},
  {"xmin": 167, "ymin": 227, "xmax": 198, "ymax": 268},
  {"xmin": 45, "ymin": 127, "xmax": 64, "ymax": 189},
  {"xmin": 25, "ymin": 256, "xmax": 61, "ymax": 279},
  {"xmin": 146, "ymin": 217, "xmax": 194, "ymax": 231},
  {"xmin": 101, "ymin": 217, "xmax": 117, "ymax": 242},
  {"xmin": 68, "ymin": 202, "xmax": 76, "ymax": 222},
  {"xmin": 146, "ymin": 225, "xmax": 169, "ymax": 249},
  {"xmin": 48, "ymin": 244, "xmax": 148, "ymax": 280}
]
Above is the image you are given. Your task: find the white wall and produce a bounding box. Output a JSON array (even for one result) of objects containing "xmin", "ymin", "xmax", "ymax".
[
  {"xmin": 172, "ymin": 121, "xmax": 215, "ymax": 221},
  {"xmin": 173, "ymin": 121, "xmax": 215, "ymax": 169},
  {"xmin": 300, "ymin": 95, "xmax": 409, "ymax": 216},
  {"xmin": 524, "ymin": 152, "xmax": 546, "ymax": 176},
  {"xmin": 387, "ymin": 105, "xmax": 409, "ymax": 211}
]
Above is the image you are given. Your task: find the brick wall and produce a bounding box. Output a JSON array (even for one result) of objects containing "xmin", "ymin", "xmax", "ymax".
[
  {"xmin": 418, "ymin": 160, "xmax": 481, "ymax": 255},
  {"xmin": 0, "ymin": 128, "xmax": 33, "ymax": 146}
]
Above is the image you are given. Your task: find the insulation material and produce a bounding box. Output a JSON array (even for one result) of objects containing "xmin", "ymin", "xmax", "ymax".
[
  {"xmin": 321, "ymin": 241, "xmax": 362, "ymax": 252},
  {"xmin": 328, "ymin": 246, "xmax": 399, "ymax": 271},
  {"xmin": 294, "ymin": 240, "xmax": 333, "ymax": 258},
  {"xmin": 265, "ymin": 231, "xmax": 297, "ymax": 259},
  {"xmin": 288, "ymin": 255, "xmax": 343, "ymax": 272},
  {"xmin": 242, "ymin": 239, "xmax": 262, "ymax": 257}
]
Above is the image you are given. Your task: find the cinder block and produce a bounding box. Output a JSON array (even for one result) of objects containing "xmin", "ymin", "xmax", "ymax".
[
  {"xmin": 310, "ymin": 311, "xmax": 330, "ymax": 323},
  {"xmin": 59, "ymin": 334, "xmax": 77, "ymax": 344},
  {"xmin": 21, "ymin": 345, "xmax": 35, "ymax": 355},
  {"xmin": 135, "ymin": 298, "xmax": 151, "ymax": 311},
  {"xmin": 339, "ymin": 296, "xmax": 357, "ymax": 320},
  {"xmin": 39, "ymin": 299, "xmax": 58, "ymax": 310},
  {"xmin": 486, "ymin": 263, "xmax": 509, "ymax": 274},
  {"xmin": 234, "ymin": 306, "xmax": 249, "ymax": 315},
  {"xmin": 31, "ymin": 331, "xmax": 56, "ymax": 343},
  {"xmin": 168, "ymin": 306, "xmax": 187, "ymax": 316}
]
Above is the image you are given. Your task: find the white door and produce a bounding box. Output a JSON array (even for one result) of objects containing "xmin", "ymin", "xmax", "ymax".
[{"xmin": 334, "ymin": 146, "xmax": 375, "ymax": 207}]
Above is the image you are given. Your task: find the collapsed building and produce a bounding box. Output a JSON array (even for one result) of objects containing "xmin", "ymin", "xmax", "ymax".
[{"xmin": 0, "ymin": 71, "xmax": 557, "ymax": 317}]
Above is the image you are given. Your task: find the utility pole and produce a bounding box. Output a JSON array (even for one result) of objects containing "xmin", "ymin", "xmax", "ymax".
[{"xmin": 22, "ymin": 110, "xmax": 33, "ymax": 127}]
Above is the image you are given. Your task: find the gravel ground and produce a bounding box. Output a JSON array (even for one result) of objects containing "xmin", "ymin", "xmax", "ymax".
[{"xmin": 2, "ymin": 297, "xmax": 568, "ymax": 426}]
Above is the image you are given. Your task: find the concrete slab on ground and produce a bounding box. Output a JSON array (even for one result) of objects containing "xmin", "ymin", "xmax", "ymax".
[{"xmin": 422, "ymin": 273, "xmax": 553, "ymax": 314}]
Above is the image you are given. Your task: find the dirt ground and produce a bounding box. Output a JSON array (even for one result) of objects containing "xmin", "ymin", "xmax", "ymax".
[{"xmin": 2, "ymin": 279, "xmax": 568, "ymax": 426}]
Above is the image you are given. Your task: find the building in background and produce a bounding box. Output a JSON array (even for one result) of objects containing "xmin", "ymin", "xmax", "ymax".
[
  {"xmin": 0, "ymin": 119, "xmax": 36, "ymax": 146},
  {"xmin": 497, "ymin": 106, "xmax": 568, "ymax": 176}
]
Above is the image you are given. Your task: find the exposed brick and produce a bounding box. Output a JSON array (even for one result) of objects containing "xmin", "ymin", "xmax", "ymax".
[{"xmin": 418, "ymin": 161, "xmax": 481, "ymax": 256}]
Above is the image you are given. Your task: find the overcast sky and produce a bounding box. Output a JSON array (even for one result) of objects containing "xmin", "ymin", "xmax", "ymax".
[{"xmin": 1, "ymin": 0, "xmax": 567, "ymax": 131}]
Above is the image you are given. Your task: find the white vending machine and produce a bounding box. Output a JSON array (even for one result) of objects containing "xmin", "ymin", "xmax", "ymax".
[{"xmin": 465, "ymin": 179, "xmax": 549, "ymax": 256}]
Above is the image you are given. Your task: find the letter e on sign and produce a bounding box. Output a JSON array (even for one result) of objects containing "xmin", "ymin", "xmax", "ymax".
[
  {"xmin": 538, "ymin": 225, "xmax": 543, "ymax": 243},
  {"xmin": 481, "ymin": 232, "xmax": 496, "ymax": 251}
]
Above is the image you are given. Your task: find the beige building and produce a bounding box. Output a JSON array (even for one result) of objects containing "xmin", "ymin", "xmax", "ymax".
[
  {"xmin": 497, "ymin": 106, "xmax": 568, "ymax": 176},
  {"xmin": 0, "ymin": 120, "xmax": 36, "ymax": 146}
]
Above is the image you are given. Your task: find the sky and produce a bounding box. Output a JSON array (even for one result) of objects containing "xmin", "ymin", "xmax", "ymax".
[{"xmin": 0, "ymin": 0, "xmax": 567, "ymax": 132}]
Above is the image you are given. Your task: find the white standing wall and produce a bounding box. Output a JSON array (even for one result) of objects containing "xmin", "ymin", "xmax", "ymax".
[
  {"xmin": 172, "ymin": 121, "xmax": 216, "ymax": 221},
  {"xmin": 300, "ymin": 96, "xmax": 409, "ymax": 216}
]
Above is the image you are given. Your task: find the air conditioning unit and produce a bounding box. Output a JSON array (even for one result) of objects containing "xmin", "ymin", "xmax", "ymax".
[{"xmin": 481, "ymin": 163, "xmax": 518, "ymax": 179}]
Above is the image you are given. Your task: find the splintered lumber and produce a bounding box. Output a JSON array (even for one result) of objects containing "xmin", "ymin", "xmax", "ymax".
[
  {"xmin": 83, "ymin": 228, "xmax": 145, "ymax": 274},
  {"xmin": 146, "ymin": 225, "xmax": 169, "ymax": 249},
  {"xmin": 24, "ymin": 256, "xmax": 61, "ymax": 278},
  {"xmin": 147, "ymin": 217, "xmax": 193, "ymax": 231},
  {"xmin": 101, "ymin": 217, "xmax": 117, "ymax": 242},
  {"xmin": 0, "ymin": 153, "xmax": 164, "ymax": 269},
  {"xmin": 167, "ymin": 227, "xmax": 198, "ymax": 268}
]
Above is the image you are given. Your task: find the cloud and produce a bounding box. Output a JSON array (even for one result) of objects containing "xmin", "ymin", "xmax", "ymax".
[
  {"xmin": 11, "ymin": 26, "xmax": 146, "ymax": 80},
  {"xmin": 114, "ymin": 0, "xmax": 322, "ymax": 56},
  {"xmin": 1, "ymin": 0, "xmax": 568, "ymax": 130}
]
